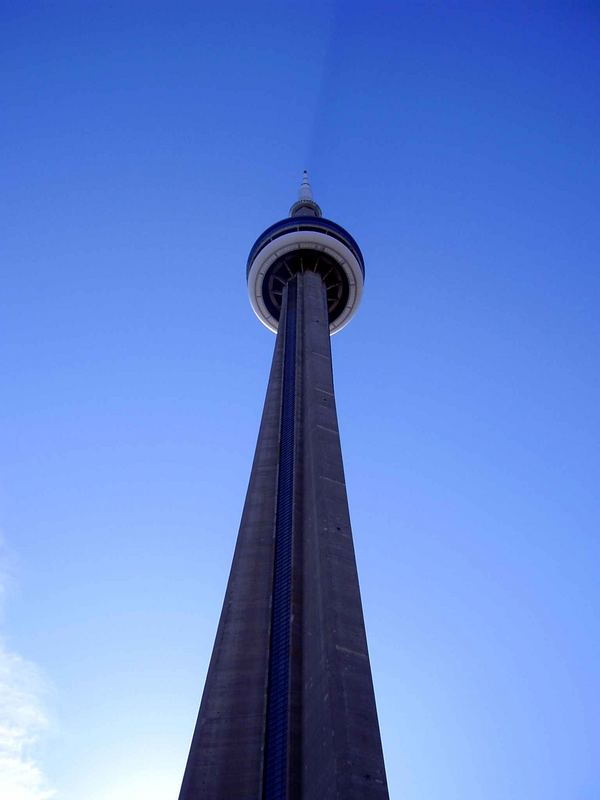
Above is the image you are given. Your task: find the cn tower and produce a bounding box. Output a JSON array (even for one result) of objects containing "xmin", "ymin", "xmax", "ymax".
[{"xmin": 179, "ymin": 174, "xmax": 389, "ymax": 799}]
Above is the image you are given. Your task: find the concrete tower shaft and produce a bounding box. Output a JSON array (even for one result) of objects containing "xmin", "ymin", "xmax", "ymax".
[{"xmin": 179, "ymin": 272, "xmax": 388, "ymax": 799}]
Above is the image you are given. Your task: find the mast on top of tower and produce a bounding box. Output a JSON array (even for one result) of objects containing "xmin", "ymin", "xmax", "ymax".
[{"xmin": 289, "ymin": 170, "xmax": 323, "ymax": 218}]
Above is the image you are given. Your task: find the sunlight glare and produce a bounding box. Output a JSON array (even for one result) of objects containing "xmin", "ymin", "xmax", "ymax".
[{"xmin": 93, "ymin": 771, "xmax": 179, "ymax": 800}]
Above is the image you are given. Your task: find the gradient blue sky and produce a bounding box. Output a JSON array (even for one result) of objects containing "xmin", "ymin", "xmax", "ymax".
[{"xmin": 1, "ymin": 2, "xmax": 599, "ymax": 798}]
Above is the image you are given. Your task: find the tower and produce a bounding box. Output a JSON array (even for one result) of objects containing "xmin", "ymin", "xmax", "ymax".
[{"xmin": 179, "ymin": 174, "xmax": 388, "ymax": 799}]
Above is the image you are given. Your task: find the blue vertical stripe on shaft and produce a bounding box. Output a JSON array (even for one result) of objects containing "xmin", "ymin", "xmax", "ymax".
[{"xmin": 264, "ymin": 279, "xmax": 297, "ymax": 800}]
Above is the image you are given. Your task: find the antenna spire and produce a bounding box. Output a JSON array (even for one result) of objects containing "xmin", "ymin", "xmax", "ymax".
[
  {"xmin": 299, "ymin": 170, "xmax": 313, "ymax": 201},
  {"xmin": 290, "ymin": 170, "xmax": 322, "ymax": 218}
]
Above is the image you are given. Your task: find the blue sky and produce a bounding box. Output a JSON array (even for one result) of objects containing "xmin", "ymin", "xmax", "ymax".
[{"xmin": 1, "ymin": 2, "xmax": 599, "ymax": 798}]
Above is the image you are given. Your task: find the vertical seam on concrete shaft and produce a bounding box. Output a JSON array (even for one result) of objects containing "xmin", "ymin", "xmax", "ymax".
[
  {"xmin": 264, "ymin": 278, "xmax": 297, "ymax": 800},
  {"xmin": 302, "ymin": 274, "xmax": 337, "ymax": 794}
]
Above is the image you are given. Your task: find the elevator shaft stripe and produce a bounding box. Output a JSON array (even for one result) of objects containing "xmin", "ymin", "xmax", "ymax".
[{"xmin": 264, "ymin": 278, "xmax": 297, "ymax": 800}]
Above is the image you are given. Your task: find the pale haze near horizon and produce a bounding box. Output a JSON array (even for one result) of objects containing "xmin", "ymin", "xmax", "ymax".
[{"xmin": 1, "ymin": 3, "xmax": 599, "ymax": 799}]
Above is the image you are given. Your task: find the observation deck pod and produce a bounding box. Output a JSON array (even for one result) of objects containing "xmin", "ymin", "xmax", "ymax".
[{"xmin": 246, "ymin": 215, "xmax": 365, "ymax": 335}]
